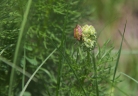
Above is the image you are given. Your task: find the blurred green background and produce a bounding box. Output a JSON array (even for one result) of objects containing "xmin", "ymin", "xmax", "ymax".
[{"xmin": 0, "ymin": 0, "xmax": 138, "ymax": 96}]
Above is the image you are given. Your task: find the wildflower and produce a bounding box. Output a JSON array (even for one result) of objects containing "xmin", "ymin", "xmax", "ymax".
[
  {"xmin": 74, "ymin": 25, "xmax": 82, "ymax": 41},
  {"xmin": 82, "ymin": 25, "xmax": 96, "ymax": 38},
  {"xmin": 74, "ymin": 24, "xmax": 97, "ymax": 49},
  {"xmin": 82, "ymin": 25, "xmax": 96, "ymax": 49}
]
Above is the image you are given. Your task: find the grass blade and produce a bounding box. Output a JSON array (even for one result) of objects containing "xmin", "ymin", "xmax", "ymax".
[
  {"xmin": 121, "ymin": 72, "xmax": 138, "ymax": 84},
  {"xmin": 0, "ymin": 56, "xmax": 37, "ymax": 82},
  {"xmin": 19, "ymin": 47, "xmax": 58, "ymax": 96},
  {"xmin": 9, "ymin": 0, "xmax": 32, "ymax": 96},
  {"xmin": 112, "ymin": 21, "xmax": 127, "ymax": 82}
]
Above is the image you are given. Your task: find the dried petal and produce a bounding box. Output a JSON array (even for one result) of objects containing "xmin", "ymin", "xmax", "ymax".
[{"xmin": 74, "ymin": 25, "xmax": 82, "ymax": 40}]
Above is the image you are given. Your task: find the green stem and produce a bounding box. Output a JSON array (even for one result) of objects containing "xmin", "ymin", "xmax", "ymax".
[
  {"xmin": 87, "ymin": 50, "xmax": 90, "ymax": 64},
  {"xmin": 56, "ymin": 4, "xmax": 68, "ymax": 96},
  {"xmin": 56, "ymin": 56, "xmax": 63, "ymax": 96},
  {"xmin": 54, "ymin": 44, "xmax": 87, "ymax": 96},
  {"xmin": 76, "ymin": 46, "xmax": 79, "ymax": 63},
  {"xmin": 22, "ymin": 49, "xmax": 26, "ymax": 89},
  {"xmin": 92, "ymin": 51, "xmax": 99, "ymax": 96},
  {"xmin": 8, "ymin": 0, "xmax": 32, "ymax": 96}
]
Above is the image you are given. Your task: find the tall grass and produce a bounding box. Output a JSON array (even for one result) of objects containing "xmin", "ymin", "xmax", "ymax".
[
  {"xmin": 0, "ymin": 0, "xmax": 138, "ymax": 96},
  {"xmin": 8, "ymin": 0, "xmax": 32, "ymax": 96}
]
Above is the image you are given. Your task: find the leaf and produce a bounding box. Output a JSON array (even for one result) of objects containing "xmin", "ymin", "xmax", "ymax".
[
  {"xmin": 25, "ymin": 56, "xmax": 38, "ymax": 65},
  {"xmin": 22, "ymin": 91, "xmax": 31, "ymax": 96},
  {"xmin": 24, "ymin": 45, "xmax": 33, "ymax": 51}
]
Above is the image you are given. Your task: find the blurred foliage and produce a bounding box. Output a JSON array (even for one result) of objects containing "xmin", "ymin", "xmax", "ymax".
[
  {"xmin": 0, "ymin": 0, "xmax": 135, "ymax": 96},
  {"xmin": 0, "ymin": 0, "xmax": 82, "ymax": 95},
  {"xmin": 24, "ymin": 1, "xmax": 83, "ymax": 95},
  {"xmin": 81, "ymin": 0, "xmax": 124, "ymax": 23},
  {"xmin": 0, "ymin": 0, "xmax": 27, "ymax": 96}
]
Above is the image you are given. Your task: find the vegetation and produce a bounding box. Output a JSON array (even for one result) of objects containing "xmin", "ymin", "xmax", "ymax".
[{"xmin": 0, "ymin": 0, "xmax": 137, "ymax": 96}]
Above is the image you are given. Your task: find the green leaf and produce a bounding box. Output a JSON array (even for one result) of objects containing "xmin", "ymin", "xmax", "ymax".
[
  {"xmin": 25, "ymin": 57, "xmax": 38, "ymax": 65},
  {"xmin": 24, "ymin": 45, "xmax": 33, "ymax": 51},
  {"xmin": 22, "ymin": 91, "xmax": 31, "ymax": 96}
]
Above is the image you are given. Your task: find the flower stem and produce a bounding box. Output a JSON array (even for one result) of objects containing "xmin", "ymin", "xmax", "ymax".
[{"xmin": 92, "ymin": 51, "xmax": 99, "ymax": 96}]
